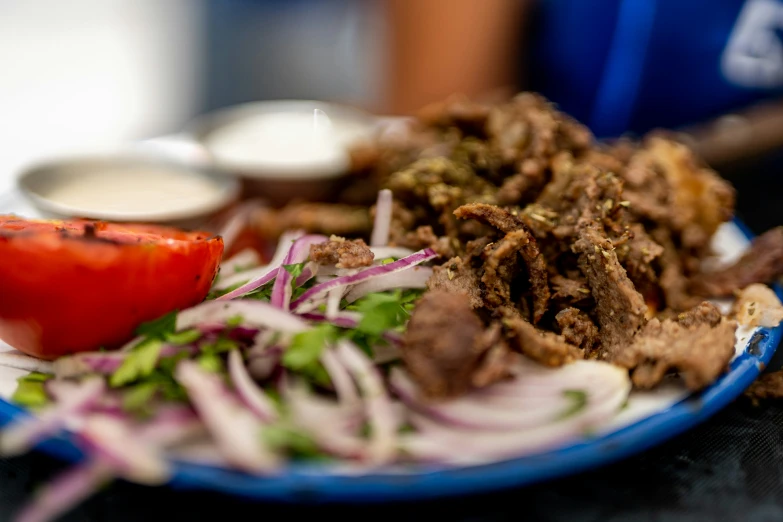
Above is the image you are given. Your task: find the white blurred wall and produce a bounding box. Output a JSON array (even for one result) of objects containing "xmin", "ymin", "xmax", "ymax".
[{"xmin": 0, "ymin": 0, "xmax": 205, "ymax": 193}]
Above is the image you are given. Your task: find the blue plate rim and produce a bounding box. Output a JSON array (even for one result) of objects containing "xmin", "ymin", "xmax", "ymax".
[{"xmin": 0, "ymin": 218, "xmax": 780, "ymax": 504}]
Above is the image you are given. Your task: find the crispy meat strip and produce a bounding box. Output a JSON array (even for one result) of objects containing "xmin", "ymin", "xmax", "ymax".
[
  {"xmin": 572, "ymin": 225, "xmax": 648, "ymax": 356},
  {"xmin": 309, "ymin": 236, "xmax": 374, "ymax": 269},
  {"xmin": 503, "ymin": 313, "xmax": 583, "ymax": 367},
  {"xmin": 401, "ymin": 290, "xmax": 490, "ymax": 399},
  {"xmin": 251, "ymin": 203, "xmax": 371, "ymax": 240},
  {"xmin": 453, "ymin": 203, "xmax": 525, "ymax": 234},
  {"xmin": 426, "ymin": 256, "xmax": 484, "ymax": 309},
  {"xmin": 481, "ymin": 228, "xmax": 550, "ymax": 323},
  {"xmin": 555, "ymin": 308, "xmax": 599, "ymax": 354},
  {"xmin": 691, "ymin": 227, "xmax": 783, "ymax": 298},
  {"xmin": 613, "ymin": 303, "xmax": 737, "ymax": 390}
]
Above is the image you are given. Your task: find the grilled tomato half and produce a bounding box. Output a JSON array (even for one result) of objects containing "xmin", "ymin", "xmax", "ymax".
[{"xmin": 0, "ymin": 216, "xmax": 223, "ymax": 360}]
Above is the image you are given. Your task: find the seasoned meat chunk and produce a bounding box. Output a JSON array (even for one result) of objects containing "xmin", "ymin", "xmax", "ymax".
[
  {"xmin": 691, "ymin": 227, "xmax": 783, "ymax": 298},
  {"xmin": 555, "ymin": 308, "xmax": 599, "ymax": 353},
  {"xmin": 572, "ymin": 225, "xmax": 648, "ymax": 356},
  {"xmin": 251, "ymin": 203, "xmax": 371, "ymax": 240},
  {"xmin": 675, "ymin": 301, "xmax": 722, "ymax": 328},
  {"xmin": 309, "ymin": 236, "xmax": 374, "ymax": 269},
  {"xmin": 426, "ymin": 256, "xmax": 484, "ymax": 309},
  {"xmin": 482, "ymin": 228, "xmax": 550, "ymax": 323},
  {"xmin": 471, "ymin": 322, "xmax": 515, "ymax": 388},
  {"xmin": 503, "ymin": 314, "xmax": 582, "ymax": 367},
  {"xmin": 454, "ymin": 203, "xmax": 525, "ymax": 234},
  {"xmin": 613, "ymin": 312, "xmax": 737, "ymax": 390},
  {"xmin": 550, "ymin": 275, "xmax": 592, "ymax": 306},
  {"xmin": 401, "ymin": 290, "xmax": 487, "ymax": 399}
]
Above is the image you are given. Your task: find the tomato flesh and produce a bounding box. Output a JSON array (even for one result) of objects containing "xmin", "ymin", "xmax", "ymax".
[{"xmin": 0, "ymin": 216, "xmax": 224, "ymax": 360}]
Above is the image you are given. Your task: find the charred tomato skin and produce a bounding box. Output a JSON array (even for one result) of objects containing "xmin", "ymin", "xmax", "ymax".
[{"xmin": 0, "ymin": 216, "xmax": 223, "ymax": 360}]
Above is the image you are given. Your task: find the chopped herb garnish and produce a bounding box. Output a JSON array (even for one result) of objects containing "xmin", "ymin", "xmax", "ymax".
[
  {"xmin": 283, "ymin": 324, "xmax": 337, "ymax": 370},
  {"xmin": 197, "ymin": 352, "xmax": 225, "ymax": 373},
  {"xmin": 283, "ymin": 263, "xmax": 306, "ymax": 279},
  {"xmin": 226, "ymin": 314, "xmax": 244, "ymax": 328},
  {"xmin": 201, "ymin": 337, "xmax": 239, "ymax": 355},
  {"xmin": 122, "ymin": 382, "xmax": 159, "ymax": 416},
  {"xmin": 260, "ymin": 424, "xmax": 325, "ymax": 459},
  {"xmin": 11, "ymin": 373, "xmax": 52, "ymax": 409},
  {"xmin": 381, "ymin": 257, "xmax": 396, "ymax": 265},
  {"xmin": 109, "ymin": 339, "xmax": 164, "ymax": 387},
  {"xmin": 165, "ymin": 329, "xmax": 201, "ymax": 346},
  {"xmin": 134, "ymin": 311, "xmax": 178, "ymax": 339},
  {"xmin": 558, "ymin": 389, "xmax": 588, "ymax": 419}
]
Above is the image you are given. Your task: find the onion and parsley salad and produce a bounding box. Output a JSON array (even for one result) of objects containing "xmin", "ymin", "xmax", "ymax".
[{"xmin": 0, "ymin": 190, "xmax": 631, "ymax": 522}]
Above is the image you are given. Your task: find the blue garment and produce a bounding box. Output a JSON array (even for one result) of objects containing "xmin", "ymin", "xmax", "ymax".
[{"xmin": 528, "ymin": 0, "xmax": 783, "ymax": 138}]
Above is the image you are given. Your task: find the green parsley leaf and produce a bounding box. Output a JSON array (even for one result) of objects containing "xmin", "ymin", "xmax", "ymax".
[
  {"xmin": 197, "ymin": 353, "xmax": 224, "ymax": 373},
  {"xmin": 283, "ymin": 263, "xmax": 306, "ymax": 279},
  {"xmin": 226, "ymin": 314, "xmax": 244, "ymax": 328},
  {"xmin": 283, "ymin": 324, "xmax": 337, "ymax": 370},
  {"xmin": 355, "ymin": 291, "xmax": 407, "ymax": 336},
  {"xmin": 134, "ymin": 311, "xmax": 178, "ymax": 339},
  {"xmin": 558, "ymin": 389, "xmax": 588, "ymax": 419},
  {"xmin": 11, "ymin": 373, "xmax": 52, "ymax": 409},
  {"xmin": 260, "ymin": 424, "xmax": 324, "ymax": 459},
  {"xmin": 381, "ymin": 257, "xmax": 396, "ymax": 265},
  {"xmin": 122, "ymin": 382, "xmax": 159, "ymax": 416},
  {"xmin": 244, "ymin": 282, "xmax": 273, "ymax": 301},
  {"xmin": 201, "ymin": 337, "xmax": 239, "ymax": 355},
  {"xmin": 164, "ymin": 329, "xmax": 201, "ymax": 345},
  {"xmin": 109, "ymin": 339, "xmax": 164, "ymax": 387}
]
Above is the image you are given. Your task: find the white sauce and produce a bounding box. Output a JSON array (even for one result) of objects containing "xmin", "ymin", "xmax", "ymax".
[
  {"xmin": 205, "ymin": 109, "xmax": 372, "ymax": 178},
  {"xmin": 41, "ymin": 166, "xmax": 226, "ymax": 215}
]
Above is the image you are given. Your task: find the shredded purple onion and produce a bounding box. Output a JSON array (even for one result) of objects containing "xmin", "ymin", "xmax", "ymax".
[{"xmin": 370, "ymin": 189, "xmax": 393, "ymax": 247}]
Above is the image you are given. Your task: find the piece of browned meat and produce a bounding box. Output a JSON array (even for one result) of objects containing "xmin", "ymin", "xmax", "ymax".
[
  {"xmin": 745, "ymin": 371, "xmax": 783, "ymax": 401},
  {"xmin": 251, "ymin": 203, "xmax": 372, "ymax": 241},
  {"xmin": 453, "ymin": 203, "xmax": 525, "ymax": 234},
  {"xmin": 572, "ymin": 225, "xmax": 648, "ymax": 356},
  {"xmin": 401, "ymin": 290, "xmax": 489, "ymax": 399},
  {"xmin": 613, "ymin": 303, "xmax": 737, "ymax": 390},
  {"xmin": 470, "ymin": 322, "xmax": 516, "ymax": 388},
  {"xmin": 555, "ymin": 308, "xmax": 599, "ymax": 354},
  {"xmin": 309, "ymin": 237, "xmax": 374, "ymax": 269},
  {"xmin": 691, "ymin": 227, "xmax": 783, "ymax": 298},
  {"xmin": 481, "ymin": 228, "xmax": 550, "ymax": 323},
  {"xmin": 549, "ymin": 275, "xmax": 592, "ymax": 306},
  {"xmin": 426, "ymin": 256, "xmax": 484, "ymax": 309},
  {"xmin": 675, "ymin": 301, "xmax": 722, "ymax": 328},
  {"xmin": 503, "ymin": 313, "xmax": 583, "ymax": 366}
]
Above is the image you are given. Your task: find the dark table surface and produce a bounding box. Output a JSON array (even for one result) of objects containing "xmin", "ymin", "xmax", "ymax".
[{"xmin": 1, "ymin": 160, "xmax": 783, "ymax": 522}]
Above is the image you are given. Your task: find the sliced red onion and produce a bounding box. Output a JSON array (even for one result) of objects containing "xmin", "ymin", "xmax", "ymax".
[
  {"xmin": 53, "ymin": 345, "xmax": 195, "ymax": 379},
  {"xmin": 215, "ymin": 230, "xmax": 304, "ymax": 299},
  {"xmin": 174, "ymin": 360, "xmax": 281, "ymax": 473},
  {"xmin": 219, "ymin": 248, "xmax": 262, "ymax": 278},
  {"xmin": 369, "ymin": 246, "xmax": 416, "ymax": 260},
  {"xmin": 227, "ymin": 350, "xmax": 278, "ymax": 423},
  {"xmin": 401, "ymin": 383, "xmax": 630, "ymax": 465},
  {"xmin": 370, "ymin": 343, "xmax": 402, "ymax": 364},
  {"xmin": 0, "ymin": 351, "xmax": 53, "ymax": 374},
  {"xmin": 335, "ymin": 340, "xmax": 398, "ymax": 464},
  {"xmin": 325, "ymin": 288, "xmax": 344, "ymax": 319},
  {"xmin": 177, "ymin": 300, "xmax": 310, "ymax": 333},
  {"xmin": 0, "ymin": 377, "xmax": 105, "ymax": 457},
  {"xmin": 169, "ymin": 440, "xmax": 229, "ymax": 467},
  {"xmin": 320, "ymin": 347, "xmax": 360, "ymax": 407},
  {"xmin": 389, "ymin": 362, "xmax": 628, "ymax": 432},
  {"xmin": 14, "ymin": 459, "xmax": 114, "ymax": 522},
  {"xmin": 370, "ymin": 189, "xmax": 392, "ymax": 247},
  {"xmin": 291, "ymin": 248, "xmax": 438, "ymax": 313},
  {"xmin": 344, "ymin": 266, "xmax": 431, "ymax": 303},
  {"xmin": 270, "ymin": 234, "xmax": 328, "ymax": 310},
  {"xmin": 217, "ymin": 199, "xmax": 265, "ymax": 255},
  {"xmin": 299, "ymin": 311, "xmax": 403, "ymax": 345},
  {"xmin": 136, "ymin": 406, "xmax": 205, "ymax": 448},
  {"xmin": 283, "ymin": 380, "xmax": 368, "ymax": 459},
  {"xmin": 78, "ymin": 414, "xmax": 171, "ymax": 485}
]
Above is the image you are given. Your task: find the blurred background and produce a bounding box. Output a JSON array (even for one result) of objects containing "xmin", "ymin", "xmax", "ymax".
[{"xmin": 2, "ymin": 0, "xmax": 783, "ymax": 230}]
